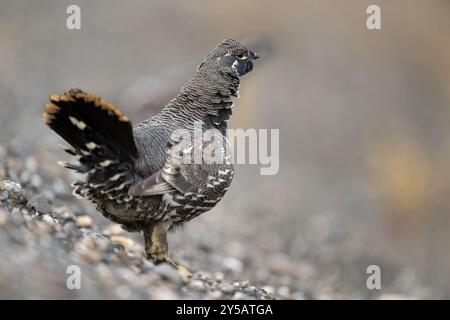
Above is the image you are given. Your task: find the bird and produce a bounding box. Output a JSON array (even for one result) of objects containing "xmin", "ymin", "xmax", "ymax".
[{"xmin": 43, "ymin": 39, "xmax": 259, "ymax": 267}]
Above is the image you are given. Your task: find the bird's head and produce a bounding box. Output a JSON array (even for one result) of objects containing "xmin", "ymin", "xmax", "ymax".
[{"xmin": 198, "ymin": 39, "xmax": 259, "ymax": 77}]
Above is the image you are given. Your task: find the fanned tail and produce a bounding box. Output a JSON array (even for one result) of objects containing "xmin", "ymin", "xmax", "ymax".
[{"xmin": 43, "ymin": 88, "xmax": 138, "ymax": 201}]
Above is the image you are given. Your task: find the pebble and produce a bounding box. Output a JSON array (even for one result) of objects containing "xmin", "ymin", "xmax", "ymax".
[
  {"xmin": 102, "ymin": 224, "xmax": 125, "ymax": 236},
  {"xmin": 0, "ymin": 209, "xmax": 8, "ymax": 225},
  {"xmin": 28, "ymin": 195, "xmax": 52, "ymax": 215},
  {"xmin": 35, "ymin": 220, "xmax": 51, "ymax": 234},
  {"xmin": 110, "ymin": 235, "xmax": 134, "ymax": 251},
  {"xmin": 189, "ymin": 279, "xmax": 207, "ymax": 291},
  {"xmin": 154, "ymin": 263, "xmax": 184, "ymax": 284},
  {"xmin": 41, "ymin": 214, "xmax": 56, "ymax": 226},
  {"xmin": 90, "ymin": 233, "xmax": 112, "ymax": 251},
  {"xmin": 116, "ymin": 285, "xmax": 132, "ymax": 299},
  {"xmin": 62, "ymin": 221, "xmax": 76, "ymax": 233},
  {"xmin": 243, "ymin": 286, "xmax": 258, "ymax": 297},
  {"xmin": 222, "ymin": 257, "xmax": 243, "ymax": 273},
  {"xmin": 213, "ymin": 272, "xmax": 225, "ymax": 281},
  {"xmin": 151, "ymin": 287, "xmax": 178, "ymax": 300},
  {"xmin": 75, "ymin": 238, "xmax": 102, "ymax": 263},
  {"xmin": 262, "ymin": 285, "xmax": 275, "ymax": 294},
  {"xmin": 218, "ymin": 282, "xmax": 235, "ymax": 294},
  {"xmin": 378, "ymin": 294, "xmax": 417, "ymax": 300},
  {"xmin": 232, "ymin": 291, "xmax": 249, "ymax": 300},
  {"xmin": 25, "ymin": 157, "xmax": 38, "ymax": 172},
  {"xmin": 141, "ymin": 259, "xmax": 155, "ymax": 271},
  {"xmin": 0, "ymin": 180, "xmax": 25, "ymax": 201},
  {"xmin": 277, "ymin": 285, "xmax": 290, "ymax": 298},
  {"xmin": 53, "ymin": 206, "xmax": 75, "ymax": 222},
  {"xmin": 19, "ymin": 171, "xmax": 31, "ymax": 184},
  {"xmin": 76, "ymin": 215, "xmax": 93, "ymax": 228},
  {"xmin": 206, "ymin": 290, "xmax": 223, "ymax": 300},
  {"xmin": 30, "ymin": 174, "xmax": 42, "ymax": 188},
  {"xmin": 52, "ymin": 180, "xmax": 68, "ymax": 195}
]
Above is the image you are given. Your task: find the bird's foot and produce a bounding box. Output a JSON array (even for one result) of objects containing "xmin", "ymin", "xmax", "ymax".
[
  {"xmin": 143, "ymin": 222, "xmax": 193, "ymax": 280},
  {"xmin": 147, "ymin": 254, "xmax": 193, "ymax": 280},
  {"xmin": 170, "ymin": 261, "xmax": 193, "ymax": 280}
]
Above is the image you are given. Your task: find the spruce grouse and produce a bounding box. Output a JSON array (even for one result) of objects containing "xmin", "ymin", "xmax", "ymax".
[{"xmin": 43, "ymin": 39, "xmax": 259, "ymax": 266}]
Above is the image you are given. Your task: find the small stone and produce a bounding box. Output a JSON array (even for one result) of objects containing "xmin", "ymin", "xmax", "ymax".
[
  {"xmin": 189, "ymin": 279, "xmax": 206, "ymax": 291},
  {"xmin": 110, "ymin": 235, "xmax": 134, "ymax": 250},
  {"xmin": 102, "ymin": 224, "xmax": 125, "ymax": 236},
  {"xmin": 262, "ymin": 285, "xmax": 275, "ymax": 294},
  {"xmin": 28, "ymin": 195, "xmax": 52, "ymax": 215},
  {"xmin": 222, "ymin": 257, "xmax": 243, "ymax": 273},
  {"xmin": 151, "ymin": 287, "xmax": 178, "ymax": 300},
  {"xmin": 154, "ymin": 263, "xmax": 183, "ymax": 284},
  {"xmin": 76, "ymin": 215, "xmax": 93, "ymax": 228},
  {"xmin": 112, "ymin": 243, "xmax": 126, "ymax": 253},
  {"xmin": 232, "ymin": 292, "xmax": 248, "ymax": 300},
  {"xmin": 41, "ymin": 214, "xmax": 56, "ymax": 226},
  {"xmin": 0, "ymin": 209, "xmax": 8, "ymax": 225},
  {"xmin": 378, "ymin": 294, "xmax": 417, "ymax": 300},
  {"xmin": 213, "ymin": 272, "xmax": 225, "ymax": 281},
  {"xmin": 79, "ymin": 249, "xmax": 102, "ymax": 263},
  {"xmin": 243, "ymin": 286, "xmax": 258, "ymax": 297},
  {"xmin": 116, "ymin": 285, "xmax": 132, "ymax": 299},
  {"xmin": 35, "ymin": 220, "xmax": 51, "ymax": 234},
  {"xmin": 141, "ymin": 259, "xmax": 155, "ymax": 271},
  {"xmin": 54, "ymin": 206, "xmax": 75, "ymax": 222},
  {"xmin": 218, "ymin": 282, "xmax": 235, "ymax": 294},
  {"xmin": 76, "ymin": 236, "xmax": 101, "ymax": 263},
  {"xmin": 19, "ymin": 171, "xmax": 31, "ymax": 184},
  {"xmin": 30, "ymin": 174, "xmax": 42, "ymax": 188},
  {"xmin": 241, "ymin": 280, "xmax": 251, "ymax": 288},
  {"xmin": 90, "ymin": 233, "xmax": 112, "ymax": 251},
  {"xmin": 0, "ymin": 180, "xmax": 25, "ymax": 202},
  {"xmin": 207, "ymin": 290, "xmax": 223, "ymax": 300},
  {"xmin": 292, "ymin": 291, "xmax": 306, "ymax": 300},
  {"xmin": 25, "ymin": 157, "xmax": 38, "ymax": 172},
  {"xmin": 52, "ymin": 180, "xmax": 68, "ymax": 195},
  {"xmin": 277, "ymin": 286, "xmax": 290, "ymax": 298},
  {"xmin": 63, "ymin": 221, "xmax": 76, "ymax": 233}
]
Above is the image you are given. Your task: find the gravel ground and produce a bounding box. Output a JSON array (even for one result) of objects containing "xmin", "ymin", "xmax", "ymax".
[
  {"xmin": 0, "ymin": 142, "xmax": 426, "ymax": 299},
  {"xmin": 0, "ymin": 145, "xmax": 280, "ymax": 299}
]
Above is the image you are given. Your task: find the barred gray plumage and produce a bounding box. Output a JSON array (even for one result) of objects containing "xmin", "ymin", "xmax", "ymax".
[{"xmin": 43, "ymin": 39, "xmax": 259, "ymax": 266}]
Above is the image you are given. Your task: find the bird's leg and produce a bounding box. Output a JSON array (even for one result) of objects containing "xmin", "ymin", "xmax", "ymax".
[
  {"xmin": 143, "ymin": 222, "xmax": 169, "ymax": 264},
  {"xmin": 143, "ymin": 222, "xmax": 193, "ymax": 279}
]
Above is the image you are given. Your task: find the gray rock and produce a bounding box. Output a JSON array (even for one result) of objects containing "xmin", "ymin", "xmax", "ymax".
[
  {"xmin": 0, "ymin": 180, "xmax": 25, "ymax": 202},
  {"xmin": 188, "ymin": 279, "xmax": 207, "ymax": 291},
  {"xmin": 222, "ymin": 257, "xmax": 243, "ymax": 273},
  {"xmin": 28, "ymin": 195, "xmax": 52, "ymax": 215},
  {"xmin": 218, "ymin": 282, "xmax": 236, "ymax": 294},
  {"xmin": 154, "ymin": 263, "xmax": 183, "ymax": 284}
]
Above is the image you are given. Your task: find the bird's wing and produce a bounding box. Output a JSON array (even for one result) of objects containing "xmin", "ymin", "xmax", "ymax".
[{"xmin": 129, "ymin": 142, "xmax": 206, "ymax": 196}]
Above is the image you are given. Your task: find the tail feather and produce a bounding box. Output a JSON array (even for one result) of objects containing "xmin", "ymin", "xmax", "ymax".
[
  {"xmin": 44, "ymin": 88, "xmax": 137, "ymax": 158},
  {"xmin": 43, "ymin": 88, "xmax": 138, "ymax": 200}
]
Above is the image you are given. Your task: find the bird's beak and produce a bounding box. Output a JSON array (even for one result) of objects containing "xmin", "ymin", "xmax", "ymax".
[{"xmin": 250, "ymin": 51, "xmax": 260, "ymax": 60}]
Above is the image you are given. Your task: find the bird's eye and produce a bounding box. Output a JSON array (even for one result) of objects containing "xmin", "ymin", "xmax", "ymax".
[{"xmin": 235, "ymin": 50, "xmax": 245, "ymax": 58}]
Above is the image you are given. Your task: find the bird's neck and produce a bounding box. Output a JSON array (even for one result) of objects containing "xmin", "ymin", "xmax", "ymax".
[{"xmin": 160, "ymin": 64, "xmax": 240, "ymax": 133}]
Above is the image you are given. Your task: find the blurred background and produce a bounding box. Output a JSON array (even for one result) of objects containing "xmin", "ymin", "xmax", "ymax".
[{"xmin": 1, "ymin": 0, "xmax": 450, "ymax": 298}]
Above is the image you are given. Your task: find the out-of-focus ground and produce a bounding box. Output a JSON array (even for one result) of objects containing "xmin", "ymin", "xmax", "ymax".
[{"xmin": 1, "ymin": 0, "xmax": 450, "ymax": 299}]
